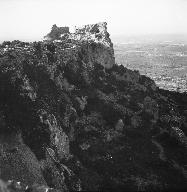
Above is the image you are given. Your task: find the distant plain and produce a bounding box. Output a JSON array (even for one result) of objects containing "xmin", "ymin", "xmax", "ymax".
[{"xmin": 113, "ymin": 34, "xmax": 187, "ymax": 92}]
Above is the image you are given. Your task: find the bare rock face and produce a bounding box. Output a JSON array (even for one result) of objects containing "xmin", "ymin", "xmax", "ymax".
[
  {"xmin": 38, "ymin": 109, "xmax": 70, "ymax": 160},
  {"xmin": 44, "ymin": 22, "xmax": 115, "ymax": 69},
  {"xmin": 74, "ymin": 22, "xmax": 113, "ymax": 47},
  {"xmin": 73, "ymin": 22, "xmax": 115, "ymax": 69}
]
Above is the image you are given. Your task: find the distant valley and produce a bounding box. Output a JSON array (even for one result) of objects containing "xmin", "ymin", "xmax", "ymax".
[{"xmin": 113, "ymin": 35, "xmax": 187, "ymax": 92}]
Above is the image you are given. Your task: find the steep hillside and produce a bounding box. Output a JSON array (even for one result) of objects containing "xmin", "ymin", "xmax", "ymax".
[{"xmin": 0, "ymin": 22, "xmax": 187, "ymax": 192}]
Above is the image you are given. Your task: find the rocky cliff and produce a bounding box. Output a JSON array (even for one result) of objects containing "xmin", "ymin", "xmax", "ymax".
[{"xmin": 0, "ymin": 22, "xmax": 187, "ymax": 192}]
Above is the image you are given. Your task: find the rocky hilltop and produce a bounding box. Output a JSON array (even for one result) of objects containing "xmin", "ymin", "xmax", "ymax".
[
  {"xmin": 44, "ymin": 22, "xmax": 115, "ymax": 69},
  {"xmin": 0, "ymin": 22, "xmax": 187, "ymax": 192}
]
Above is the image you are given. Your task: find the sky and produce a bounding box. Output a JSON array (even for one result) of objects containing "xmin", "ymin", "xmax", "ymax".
[{"xmin": 0, "ymin": 0, "xmax": 187, "ymax": 42}]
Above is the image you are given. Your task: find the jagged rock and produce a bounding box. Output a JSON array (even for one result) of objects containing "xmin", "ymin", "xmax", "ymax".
[
  {"xmin": 44, "ymin": 24, "xmax": 69, "ymax": 41},
  {"xmin": 38, "ymin": 109, "xmax": 70, "ymax": 160},
  {"xmin": 20, "ymin": 75, "xmax": 37, "ymax": 101},
  {"xmin": 74, "ymin": 22, "xmax": 113, "ymax": 48},
  {"xmin": 43, "ymin": 22, "xmax": 115, "ymax": 69}
]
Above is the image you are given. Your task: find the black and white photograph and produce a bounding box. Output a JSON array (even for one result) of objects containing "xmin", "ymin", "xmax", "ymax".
[{"xmin": 0, "ymin": 0, "xmax": 187, "ymax": 191}]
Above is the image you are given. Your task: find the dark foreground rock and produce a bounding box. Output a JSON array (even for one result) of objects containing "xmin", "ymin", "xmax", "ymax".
[{"xmin": 0, "ymin": 22, "xmax": 187, "ymax": 191}]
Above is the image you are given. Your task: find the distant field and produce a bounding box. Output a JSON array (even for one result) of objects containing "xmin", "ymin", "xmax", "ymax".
[{"xmin": 114, "ymin": 43, "xmax": 187, "ymax": 92}]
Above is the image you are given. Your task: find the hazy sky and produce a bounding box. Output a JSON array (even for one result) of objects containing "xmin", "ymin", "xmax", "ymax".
[{"xmin": 0, "ymin": 0, "xmax": 187, "ymax": 42}]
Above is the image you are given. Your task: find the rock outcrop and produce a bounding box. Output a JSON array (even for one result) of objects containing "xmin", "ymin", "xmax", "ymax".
[
  {"xmin": 0, "ymin": 22, "xmax": 187, "ymax": 191},
  {"xmin": 44, "ymin": 22, "xmax": 115, "ymax": 69},
  {"xmin": 44, "ymin": 24, "xmax": 70, "ymax": 41}
]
